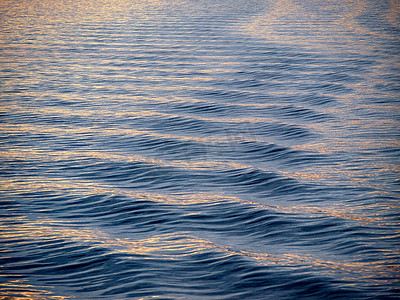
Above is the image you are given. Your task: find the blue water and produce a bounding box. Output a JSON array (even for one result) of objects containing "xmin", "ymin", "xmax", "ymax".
[{"xmin": 0, "ymin": 0, "xmax": 399, "ymax": 299}]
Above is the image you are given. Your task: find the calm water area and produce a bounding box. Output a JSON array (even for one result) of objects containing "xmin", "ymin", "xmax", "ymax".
[{"xmin": 0, "ymin": 0, "xmax": 399, "ymax": 299}]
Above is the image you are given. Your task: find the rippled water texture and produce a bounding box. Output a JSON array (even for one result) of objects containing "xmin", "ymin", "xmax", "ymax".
[{"xmin": 1, "ymin": 0, "xmax": 399, "ymax": 298}]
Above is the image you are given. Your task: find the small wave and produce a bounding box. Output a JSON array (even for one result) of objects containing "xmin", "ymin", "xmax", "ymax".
[
  {"xmin": 2, "ymin": 217, "xmax": 392, "ymax": 299},
  {"xmin": 1, "ymin": 0, "xmax": 399, "ymax": 298}
]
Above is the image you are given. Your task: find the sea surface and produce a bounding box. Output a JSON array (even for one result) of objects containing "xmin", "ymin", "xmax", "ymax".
[{"xmin": 0, "ymin": 0, "xmax": 399, "ymax": 299}]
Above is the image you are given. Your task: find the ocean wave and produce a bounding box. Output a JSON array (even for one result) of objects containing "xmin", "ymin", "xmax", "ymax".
[{"xmin": 1, "ymin": 0, "xmax": 399, "ymax": 298}]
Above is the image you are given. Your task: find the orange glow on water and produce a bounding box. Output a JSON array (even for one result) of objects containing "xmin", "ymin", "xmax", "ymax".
[{"xmin": 0, "ymin": 0, "xmax": 399, "ymax": 298}]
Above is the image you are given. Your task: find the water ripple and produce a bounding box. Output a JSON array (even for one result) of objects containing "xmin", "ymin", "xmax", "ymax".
[{"xmin": 1, "ymin": 0, "xmax": 399, "ymax": 298}]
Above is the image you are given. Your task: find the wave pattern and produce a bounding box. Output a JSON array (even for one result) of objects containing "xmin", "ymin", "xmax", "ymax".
[{"xmin": 1, "ymin": 0, "xmax": 399, "ymax": 299}]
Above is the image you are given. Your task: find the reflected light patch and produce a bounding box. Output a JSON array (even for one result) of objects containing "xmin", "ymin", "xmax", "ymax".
[
  {"xmin": 0, "ymin": 278, "xmax": 67, "ymax": 299},
  {"xmin": 0, "ymin": 175, "xmax": 393, "ymax": 226},
  {"xmin": 2, "ymin": 217, "xmax": 399, "ymax": 284}
]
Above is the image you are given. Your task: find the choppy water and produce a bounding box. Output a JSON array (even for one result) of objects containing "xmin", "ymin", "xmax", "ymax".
[{"xmin": 1, "ymin": 0, "xmax": 399, "ymax": 298}]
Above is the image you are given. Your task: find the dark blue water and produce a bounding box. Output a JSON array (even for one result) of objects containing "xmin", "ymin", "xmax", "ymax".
[{"xmin": 1, "ymin": 0, "xmax": 399, "ymax": 298}]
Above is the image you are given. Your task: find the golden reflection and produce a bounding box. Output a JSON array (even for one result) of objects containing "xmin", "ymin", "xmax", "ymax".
[
  {"xmin": 239, "ymin": 250, "xmax": 399, "ymax": 279},
  {"xmin": 243, "ymin": 0, "xmax": 390, "ymax": 49},
  {"xmin": 293, "ymin": 138, "xmax": 400, "ymax": 154},
  {"xmin": 0, "ymin": 278, "xmax": 66, "ymax": 300},
  {"xmin": 0, "ymin": 174, "xmax": 393, "ymax": 226},
  {"xmin": 2, "ymin": 102, "xmax": 284, "ymax": 125},
  {"xmin": 0, "ymin": 175, "xmax": 233, "ymax": 206},
  {"xmin": 1, "ymin": 125, "xmax": 398, "ymax": 200},
  {"xmin": 0, "ymin": 122, "xmax": 224, "ymax": 144},
  {"xmin": 244, "ymin": 0, "xmax": 302, "ymax": 43},
  {"xmin": 336, "ymin": 0, "xmax": 380, "ymax": 37},
  {"xmin": 2, "ymin": 217, "xmax": 399, "ymax": 283},
  {"xmin": 0, "ymin": 176, "xmax": 204, "ymax": 206},
  {"xmin": 387, "ymin": 0, "xmax": 400, "ymax": 28},
  {"xmin": 279, "ymin": 141, "xmax": 400, "ymax": 192},
  {"xmin": 0, "ymin": 144, "xmax": 247, "ymax": 172},
  {"xmin": 0, "ymin": 110, "xmax": 269, "ymax": 146},
  {"xmin": 0, "ymin": 0, "xmax": 167, "ymax": 31}
]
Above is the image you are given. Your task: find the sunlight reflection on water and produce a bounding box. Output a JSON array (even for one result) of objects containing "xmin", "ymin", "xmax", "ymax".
[{"xmin": 1, "ymin": 0, "xmax": 399, "ymax": 298}]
